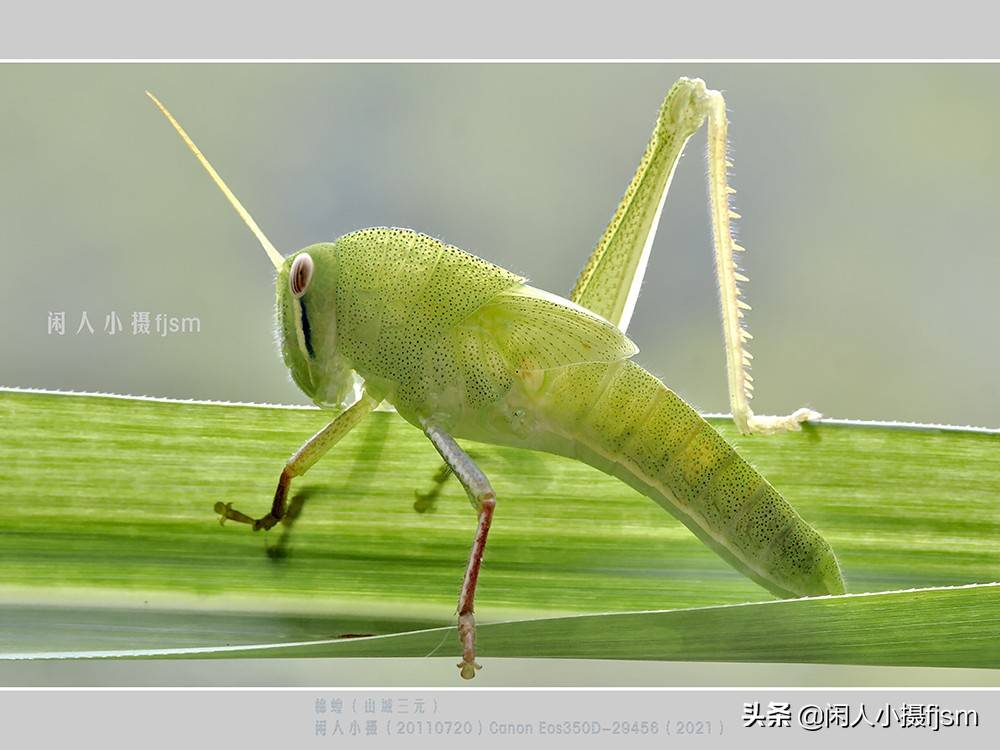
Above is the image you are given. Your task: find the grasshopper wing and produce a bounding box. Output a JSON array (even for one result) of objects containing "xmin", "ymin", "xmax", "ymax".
[{"xmin": 470, "ymin": 284, "xmax": 638, "ymax": 372}]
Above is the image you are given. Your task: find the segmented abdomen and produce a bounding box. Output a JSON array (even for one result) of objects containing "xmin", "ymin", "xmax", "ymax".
[{"xmin": 533, "ymin": 359, "xmax": 844, "ymax": 598}]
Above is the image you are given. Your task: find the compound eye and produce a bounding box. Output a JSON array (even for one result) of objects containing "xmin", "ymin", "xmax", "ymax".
[{"xmin": 289, "ymin": 253, "xmax": 314, "ymax": 298}]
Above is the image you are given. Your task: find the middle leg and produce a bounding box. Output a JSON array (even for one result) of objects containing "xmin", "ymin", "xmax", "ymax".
[{"xmin": 422, "ymin": 420, "xmax": 497, "ymax": 680}]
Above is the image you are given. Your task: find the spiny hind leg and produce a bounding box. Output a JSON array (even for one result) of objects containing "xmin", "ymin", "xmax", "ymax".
[
  {"xmin": 215, "ymin": 394, "xmax": 377, "ymax": 531},
  {"xmin": 568, "ymin": 77, "xmax": 819, "ymax": 435},
  {"xmin": 699, "ymin": 87, "xmax": 820, "ymax": 435},
  {"xmin": 422, "ymin": 420, "xmax": 497, "ymax": 681}
]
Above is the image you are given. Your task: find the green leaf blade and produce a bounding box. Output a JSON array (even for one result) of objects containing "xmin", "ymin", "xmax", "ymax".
[{"xmin": 2, "ymin": 388, "xmax": 998, "ymax": 672}]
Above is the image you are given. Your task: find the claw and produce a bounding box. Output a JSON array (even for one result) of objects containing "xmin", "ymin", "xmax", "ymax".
[
  {"xmin": 457, "ymin": 660, "xmax": 482, "ymax": 680},
  {"xmin": 747, "ymin": 408, "xmax": 822, "ymax": 434},
  {"xmin": 457, "ymin": 611, "xmax": 482, "ymax": 680},
  {"xmin": 213, "ymin": 501, "xmax": 257, "ymax": 527}
]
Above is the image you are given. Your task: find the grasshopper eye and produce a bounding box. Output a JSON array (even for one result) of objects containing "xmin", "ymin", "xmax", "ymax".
[{"xmin": 289, "ymin": 253, "xmax": 314, "ymax": 298}]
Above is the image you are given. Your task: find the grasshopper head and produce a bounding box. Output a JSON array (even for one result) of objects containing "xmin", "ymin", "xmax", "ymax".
[
  {"xmin": 276, "ymin": 243, "xmax": 358, "ymax": 407},
  {"xmin": 145, "ymin": 93, "xmax": 362, "ymax": 407}
]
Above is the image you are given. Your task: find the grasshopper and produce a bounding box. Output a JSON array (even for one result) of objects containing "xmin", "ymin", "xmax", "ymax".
[{"xmin": 148, "ymin": 77, "xmax": 843, "ymax": 680}]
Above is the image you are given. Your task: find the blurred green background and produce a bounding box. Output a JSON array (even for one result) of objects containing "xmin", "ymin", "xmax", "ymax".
[{"xmin": 1, "ymin": 63, "xmax": 998, "ymax": 426}]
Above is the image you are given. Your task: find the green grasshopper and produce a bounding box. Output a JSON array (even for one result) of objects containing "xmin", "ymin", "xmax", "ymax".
[{"xmin": 148, "ymin": 77, "xmax": 844, "ymax": 680}]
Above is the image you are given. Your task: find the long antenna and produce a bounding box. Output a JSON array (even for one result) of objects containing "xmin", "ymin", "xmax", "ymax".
[{"xmin": 146, "ymin": 91, "xmax": 285, "ymax": 271}]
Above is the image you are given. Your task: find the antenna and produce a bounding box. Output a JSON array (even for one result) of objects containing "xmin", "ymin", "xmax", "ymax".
[{"xmin": 146, "ymin": 91, "xmax": 285, "ymax": 271}]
